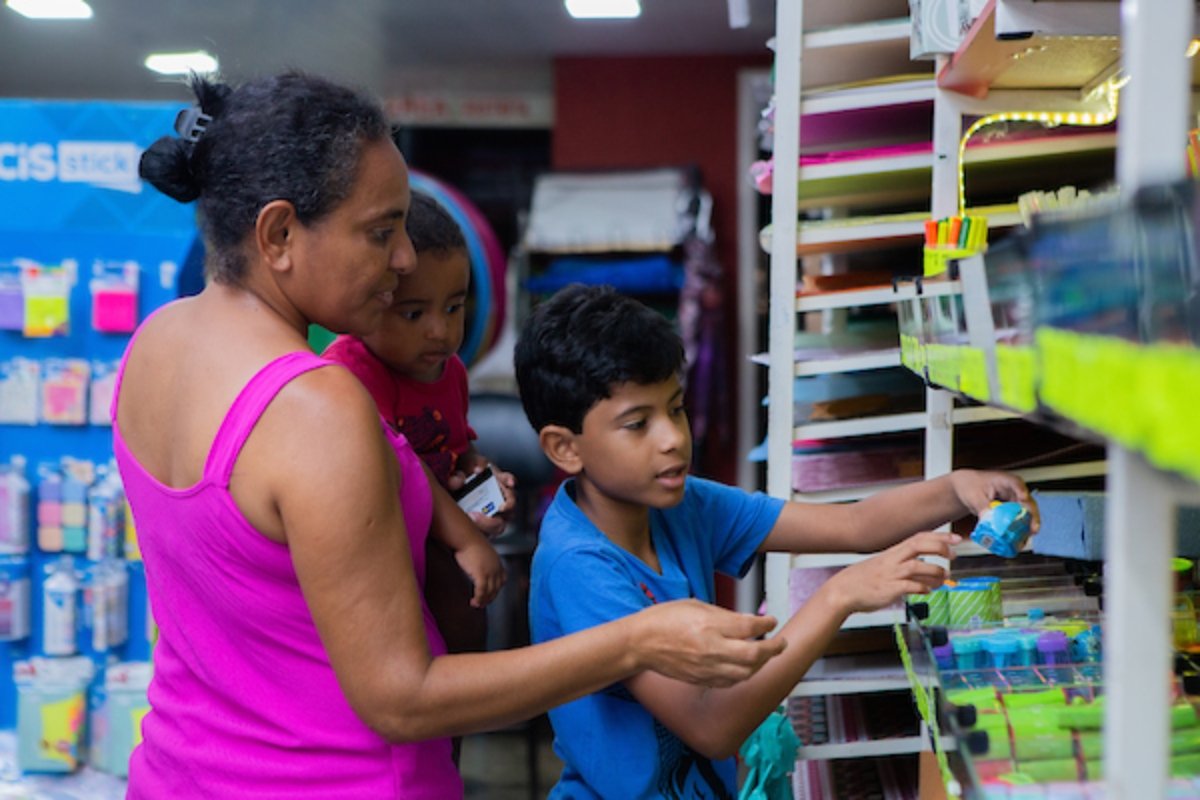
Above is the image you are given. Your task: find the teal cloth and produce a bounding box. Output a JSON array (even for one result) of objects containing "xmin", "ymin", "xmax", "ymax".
[{"xmin": 738, "ymin": 707, "xmax": 800, "ymax": 800}]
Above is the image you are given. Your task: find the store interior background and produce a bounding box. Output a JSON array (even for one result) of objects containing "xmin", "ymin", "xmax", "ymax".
[
  {"xmin": 1, "ymin": 0, "xmax": 779, "ymax": 486},
  {"xmin": 0, "ymin": 3, "xmax": 780, "ymax": 797}
]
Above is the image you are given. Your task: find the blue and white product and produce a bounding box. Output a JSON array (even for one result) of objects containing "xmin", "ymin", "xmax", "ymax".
[
  {"xmin": 41, "ymin": 556, "xmax": 78, "ymax": 656},
  {"xmin": 0, "ymin": 555, "xmax": 31, "ymax": 642},
  {"xmin": 0, "ymin": 640, "xmax": 29, "ymax": 729},
  {"xmin": 0, "ymin": 457, "xmax": 31, "ymax": 554},
  {"xmin": 105, "ymin": 560, "xmax": 129, "ymax": 650},
  {"xmin": 14, "ymin": 655, "xmax": 95, "ymax": 773},
  {"xmin": 77, "ymin": 562, "xmax": 107, "ymax": 659},
  {"xmin": 122, "ymin": 560, "xmax": 151, "ymax": 661},
  {"xmin": 970, "ymin": 501, "xmax": 1034, "ymax": 558},
  {"xmin": 86, "ymin": 467, "xmax": 125, "ymax": 561}
]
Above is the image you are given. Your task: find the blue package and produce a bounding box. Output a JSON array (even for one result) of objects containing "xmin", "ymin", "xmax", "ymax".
[{"xmin": 970, "ymin": 501, "xmax": 1033, "ymax": 558}]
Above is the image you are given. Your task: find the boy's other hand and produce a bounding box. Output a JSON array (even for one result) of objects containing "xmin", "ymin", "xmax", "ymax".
[
  {"xmin": 829, "ymin": 531, "xmax": 959, "ymax": 614},
  {"xmin": 455, "ymin": 537, "xmax": 507, "ymax": 608},
  {"xmin": 951, "ymin": 469, "xmax": 1041, "ymax": 536},
  {"xmin": 634, "ymin": 600, "xmax": 785, "ymax": 688}
]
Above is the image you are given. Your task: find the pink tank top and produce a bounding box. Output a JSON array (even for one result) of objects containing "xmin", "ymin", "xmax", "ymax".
[{"xmin": 112, "ymin": 335, "xmax": 462, "ymax": 799}]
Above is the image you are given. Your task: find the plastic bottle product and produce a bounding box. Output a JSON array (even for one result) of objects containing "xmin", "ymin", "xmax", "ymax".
[
  {"xmin": 0, "ymin": 555, "xmax": 31, "ymax": 642},
  {"xmin": 41, "ymin": 557, "xmax": 77, "ymax": 656},
  {"xmin": 0, "ymin": 457, "xmax": 30, "ymax": 555},
  {"xmin": 122, "ymin": 561, "xmax": 151, "ymax": 661},
  {"xmin": 951, "ymin": 635, "xmax": 984, "ymax": 670},
  {"xmin": 1071, "ymin": 625, "xmax": 1103, "ymax": 664},
  {"xmin": 933, "ymin": 642, "xmax": 955, "ymax": 670},
  {"xmin": 1036, "ymin": 630, "xmax": 1070, "ymax": 664},
  {"xmin": 969, "ymin": 501, "xmax": 1034, "ymax": 558},
  {"xmin": 983, "ymin": 634, "xmax": 1020, "ymax": 669},
  {"xmin": 1015, "ymin": 632, "xmax": 1041, "ymax": 667}
]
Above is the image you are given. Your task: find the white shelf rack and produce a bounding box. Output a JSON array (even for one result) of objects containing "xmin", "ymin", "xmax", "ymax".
[
  {"xmin": 795, "ymin": 278, "xmax": 961, "ymax": 313},
  {"xmin": 793, "ymin": 405, "xmax": 1014, "ymax": 441},
  {"xmin": 793, "ymin": 349, "xmax": 901, "ymax": 376}
]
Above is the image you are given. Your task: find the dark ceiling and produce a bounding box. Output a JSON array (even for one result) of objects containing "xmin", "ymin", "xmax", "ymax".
[{"xmin": 0, "ymin": 0, "xmax": 778, "ymax": 102}]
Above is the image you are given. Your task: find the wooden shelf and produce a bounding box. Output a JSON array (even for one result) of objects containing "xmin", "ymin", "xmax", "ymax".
[
  {"xmin": 798, "ymin": 18, "xmax": 924, "ymax": 91},
  {"xmin": 937, "ymin": 0, "xmax": 1200, "ymax": 101}
]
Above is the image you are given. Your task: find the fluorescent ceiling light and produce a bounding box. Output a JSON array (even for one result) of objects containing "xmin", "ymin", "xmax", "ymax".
[
  {"xmin": 565, "ymin": 0, "xmax": 640, "ymax": 20},
  {"xmin": 6, "ymin": 0, "xmax": 92, "ymax": 19},
  {"xmin": 144, "ymin": 51, "xmax": 219, "ymax": 76}
]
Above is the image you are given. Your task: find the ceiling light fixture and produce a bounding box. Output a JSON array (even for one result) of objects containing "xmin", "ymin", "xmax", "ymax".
[
  {"xmin": 144, "ymin": 50, "xmax": 219, "ymax": 76},
  {"xmin": 5, "ymin": 0, "xmax": 92, "ymax": 19},
  {"xmin": 565, "ymin": 0, "xmax": 640, "ymax": 20}
]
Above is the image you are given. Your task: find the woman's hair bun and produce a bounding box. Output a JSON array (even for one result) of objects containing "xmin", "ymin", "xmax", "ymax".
[{"xmin": 138, "ymin": 135, "xmax": 201, "ymax": 204}]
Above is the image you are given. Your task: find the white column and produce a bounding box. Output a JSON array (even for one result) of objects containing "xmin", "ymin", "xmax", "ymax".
[
  {"xmin": 764, "ymin": 0, "xmax": 803, "ymax": 624},
  {"xmin": 1106, "ymin": 0, "xmax": 1192, "ymax": 796}
]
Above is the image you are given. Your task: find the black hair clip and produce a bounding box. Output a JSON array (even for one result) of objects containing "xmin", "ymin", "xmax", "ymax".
[{"xmin": 174, "ymin": 106, "xmax": 213, "ymax": 144}]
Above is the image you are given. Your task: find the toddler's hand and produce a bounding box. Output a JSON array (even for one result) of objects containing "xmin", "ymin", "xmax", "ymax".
[
  {"xmin": 455, "ymin": 537, "xmax": 506, "ymax": 608},
  {"xmin": 828, "ymin": 531, "xmax": 959, "ymax": 614}
]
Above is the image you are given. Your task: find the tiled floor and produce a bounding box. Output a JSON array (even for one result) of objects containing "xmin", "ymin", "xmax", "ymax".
[{"xmin": 460, "ymin": 717, "xmax": 563, "ymax": 800}]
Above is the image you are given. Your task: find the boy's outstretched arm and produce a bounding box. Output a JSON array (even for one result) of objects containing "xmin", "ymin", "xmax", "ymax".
[
  {"xmin": 759, "ymin": 469, "xmax": 1036, "ymax": 555},
  {"xmin": 625, "ymin": 531, "xmax": 958, "ymax": 761}
]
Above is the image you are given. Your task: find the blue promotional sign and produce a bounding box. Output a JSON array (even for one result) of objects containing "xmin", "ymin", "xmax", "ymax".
[{"xmin": 0, "ymin": 99, "xmax": 196, "ymax": 235}]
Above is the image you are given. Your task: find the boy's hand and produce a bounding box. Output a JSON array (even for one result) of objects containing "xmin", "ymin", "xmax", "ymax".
[
  {"xmin": 951, "ymin": 469, "xmax": 1041, "ymax": 535},
  {"xmin": 454, "ymin": 536, "xmax": 506, "ymax": 608},
  {"xmin": 633, "ymin": 600, "xmax": 785, "ymax": 688},
  {"xmin": 828, "ymin": 532, "xmax": 959, "ymax": 614}
]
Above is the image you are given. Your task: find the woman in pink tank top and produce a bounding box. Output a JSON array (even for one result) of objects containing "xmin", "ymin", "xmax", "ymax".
[{"xmin": 118, "ymin": 71, "xmax": 784, "ymax": 799}]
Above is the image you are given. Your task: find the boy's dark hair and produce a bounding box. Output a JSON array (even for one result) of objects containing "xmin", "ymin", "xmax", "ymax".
[
  {"xmin": 515, "ymin": 284, "xmax": 685, "ymax": 434},
  {"xmin": 408, "ymin": 191, "xmax": 466, "ymax": 256},
  {"xmin": 139, "ymin": 71, "xmax": 389, "ymax": 285}
]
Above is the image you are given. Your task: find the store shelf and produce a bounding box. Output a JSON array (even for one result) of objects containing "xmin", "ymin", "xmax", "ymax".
[
  {"xmin": 796, "ymin": 278, "xmax": 962, "ymax": 313},
  {"xmin": 801, "ymin": 78, "xmax": 935, "ymax": 118},
  {"xmin": 793, "ymin": 405, "xmax": 1014, "ymax": 440},
  {"xmin": 759, "ymin": 204, "xmax": 1021, "ymax": 256},
  {"xmin": 938, "ymin": 0, "xmax": 1122, "ymax": 99},
  {"xmin": 798, "ymin": 18, "xmax": 921, "ymax": 92},
  {"xmin": 791, "ymin": 652, "xmax": 919, "ymax": 697},
  {"xmin": 842, "ymin": 606, "xmax": 906, "ymax": 630},
  {"xmin": 794, "ymin": 349, "xmax": 902, "ymax": 377},
  {"xmin": 793, "ymin": 477, "xmax": 918, "ymax": 504},
  {"xmin": 793, "ymin": 131, "xmax": 1117, "ymax": 211}
]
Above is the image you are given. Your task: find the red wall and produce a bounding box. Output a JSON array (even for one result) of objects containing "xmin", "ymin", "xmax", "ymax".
[
  {"xmin": 554, "ymin": 55, "xmax": 770, "ymax": 610},
  {"xmin": 552, "ymin": 54, "xmax": 770, "ymax": 486}
]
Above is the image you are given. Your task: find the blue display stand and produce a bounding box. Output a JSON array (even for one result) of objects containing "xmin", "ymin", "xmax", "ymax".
[{"xmin": 0, "ymin": 99, "xmax": 197, "ymax": 480}]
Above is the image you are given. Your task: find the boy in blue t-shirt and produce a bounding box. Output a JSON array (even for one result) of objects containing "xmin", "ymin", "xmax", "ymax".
[{"xmin": 514, "ymin": 284, "xmax": 1038, "ymax": 800}]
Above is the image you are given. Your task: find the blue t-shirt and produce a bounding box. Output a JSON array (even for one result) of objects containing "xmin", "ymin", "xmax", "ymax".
[{"xmin": 530, "ymin": 476, "xmax": 785, "ymax": 800}]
